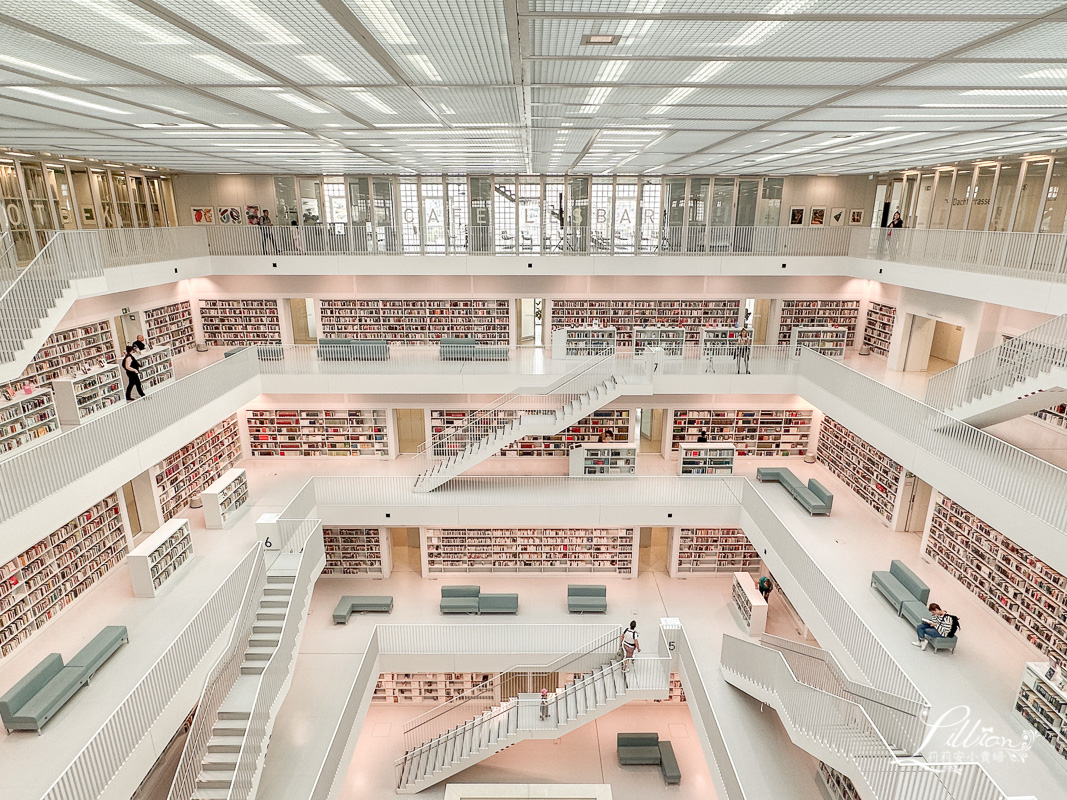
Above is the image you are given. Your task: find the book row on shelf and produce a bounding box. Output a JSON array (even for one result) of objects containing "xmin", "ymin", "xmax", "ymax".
[
  {"xmin": 730, "ymin": 572, "xmax": 768, "ymax": 636},
  {"xmin": 0, "ymin": 493, "xmax": 128, "ymax": 658},
  {"xmin": 0, "ymin": 389, "xmax": 59, "ymax": 457},
  {"xmin": 1016, "ymin": 662, "xmax": 1067, "ymax": 764},
  {"xmin": 924, "ymin": 493, "xmax": 1067, "ymax": 665},
  {"xmin": 247, "ymin": 408, "xmax": 390, "ymax": 457},
  {"xmin": 202, "ymin": 469, "xmax": 249, "ymax": 529},
  {"xmin": 1033, "ymin": 403, "xmax": 1067, "ymax": 430},
  {"xmin": 143, "ymin": 300, "xmax": 196, "ymax": 354},
  {"xmin": 569, "ymin": 446, "xmax": 637, "ymax": 477},
  {"xmin": 817, "ymin": 762, "xmax": 861, "ymax": 800},
  {"xmin": 199, "ymin": 299, "xmax": 282, "ymax": 346},
  {"xmin": 2, "ymin": 319, "xmax": 116, "ymax": 401},
  {"xmin": 322, "ymin": 527, "xmax": 392, "ymax": 576},
  {"xmin": 550, "ymin": 299, "xmax": 742, "ymax": 346},
  {"xmin": 423, "ymin": 528, "xmax": 637, "ymax": 575},
  {"xmin": 319, "ymin": 299, "xmax": 511, "ymax": 344},
  {"xmin": 53, "ymin": 364, "xmax": 123, "ymax": 425},
  {"xmin": 862, "ymin": 301, "xmax": 897, "ymax": 358},
  {"xmin": 816, "ymin": 416, "xmax": 905, "ymax": 525},
  {"xmin": 679, "ymin": 444, "xmax": 735, "ymax": 476},
  {"xmin": 128, "ymin": 518, "xmax": 193, "ymax": 598},
  {"xmin": 669, "ymin": 528, "xmax": 761, "ymax": 576},
  {"xmin": 430, "ymin": 408, "xmax": 630, "ymax": 458},
  {"xmin": 151, "ymin": 415, "xmax": 242, "ymax": 522},
  {"xmin": 777, "ymin": 299, "xmax": 860, "ymax": 347},
  {"xmin": 670, "ymin": 408, "xmax": 814, "ymax": 457}
]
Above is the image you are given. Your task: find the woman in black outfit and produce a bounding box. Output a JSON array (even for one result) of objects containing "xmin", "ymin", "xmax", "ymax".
[{"xmin": 123, "ymin": 344, "xmax": 146, "ymax": 401}]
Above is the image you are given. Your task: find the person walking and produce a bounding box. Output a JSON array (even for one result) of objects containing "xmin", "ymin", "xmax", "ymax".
[
  {"xmin": 259, "ymin": 209, "xmax": 279, "ymax": 255},
  {"xmin": 886, "ymin": 211, "xmax": 904, "ymax": 257},
  {"xmin": 758, "ymin": 575, "xmax": 774, "ymax": 601},
  {"xmin": 734, "ymin": 329, "xmax": 751, "ymax": 374},
  {"xmin": 697, "ymin": 429, "xmax": 709, "ymax": 443},
  {"xmin": 539, "ymin": 688, "xmax": 551, "ymax": 721},
  {"xmin": 290, "ymin": 220, "xmax": 305, "ymax": 254},
  {"xmin": 123, "ymin": 344, "xmax": 146, "ymax": 401},
  {"xmin": 132, "ymin": 334, "xmax": 148, "ymax": 352},
  {"xmin": 912, "ymin": 603, "xmax": 955, "ymax": 651},
  {"xmin": 619, "ymin": 620, "xmax": 640, "ymax": 672}
]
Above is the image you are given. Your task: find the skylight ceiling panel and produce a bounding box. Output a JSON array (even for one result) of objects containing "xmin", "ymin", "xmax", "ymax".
[
  {"xmin": 341, "ymin": 0, "xmax": 512, "ymax": 84},
  {"xmin": 310, "ymin": 86, "xmax": 435, "ymax": 124},
  {"xmin": 964, "ymin": 23, "xmax": 1067, "ymax": 58},
  {"xmin": 152, "ymin": 0, "xmax": 396, "ymax": 85},
  {"xmin": 0, "ymin": 93, "xmax": 149, "ymax": 129},
  {"xmin": 0, "ymin": 26, "xmax": 164, "ymax": 85},
  {"xmin": 890, "ymin": 62, "xmax": 1067, "ymax": 88},
  {"xmin": 530, "ymin": 0, "xmax": 1066, "ymax": 11},
  {"xmin": 833, "ymin": 87, "xmax": 1067, "ymax": 108},
  {"xmin": 205, "ymin": 87, "xmax": 351, "ymax": 124},
  {"xmin": 92, "ymin": 86, "xmax": 272, "ymax": 125},
  {"xmin": 417, "ymin": 88, "xmax": 521, "ymax": 123},
  {"xmin": 655, "ymin": 131, "xmax": 734, "ymax": 152},
  {"xmin": 531, "ymin": 59, "xmax": 695, "ymax": 85},
  {"xmin": 0, "ymin": 68, "xmax": 46, "ymax": 85},
  {"xmin": 531, "ymin": 18, "xmax": 1013, "ymax": 59}
]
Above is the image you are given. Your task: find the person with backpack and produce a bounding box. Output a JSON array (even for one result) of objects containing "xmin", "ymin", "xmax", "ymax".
[
  {"xmin": 912, "ymin": 603, "xmax": 958, "ymax": 650},
  {"xmin": 758, "ymin": 575, "xmax": 774, "ymax": 601},
  {"xmin": 619, "ymin": 620, "xmax": 640, "ymax": 672}
]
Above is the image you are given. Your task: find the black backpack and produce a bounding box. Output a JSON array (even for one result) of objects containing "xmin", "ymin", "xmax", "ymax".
[{"xmin": 946, "ymin": 615, "xmax": 961, "ymax": 637}]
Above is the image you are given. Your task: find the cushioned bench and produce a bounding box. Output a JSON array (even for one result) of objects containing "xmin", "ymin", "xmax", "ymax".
[
  {"xmin": 333, "ymin": 595, "xmax": 393, "ymax": 624},
  {"xmin": 256, "ymin": 345, "xmax": 283, "ymax": 361},
  {"xmin": 658, "ymin": 740, "xmax": 681, "ymax": 784},
  {"xmin": 316, "ymin": 338, "xmax": 390, "ymax": 361},
  {"xmin": 568, "ymin": 585, "xmax": 607, "ymax": 613},
  {"xmin": 756, "ymin": 467, "xmax": 833, "ymax": 515},
  {"xmin": 872, "ymin": 560, "xmax": 930, "ymax": 614},
  {"xmin": 479, "ymin": 593, "xmax": 519, "ymax": 614},
  {"xmin": 439, "ymin": 586, "xmax": 519, "ymax": 614},
  {"xmin": 438, "ymin": 338, "xmax": 510, "ymax": 361},
  {"xmin": 617, "ymin": 732, "xmax": 662, "ymax": 765},
  {"xmin": 0, "ymin": 625, "xmax": 128, "ymax": 734},
  {"xmin": 223, "ymin": 347, "xmax": 243, "ymax": 358}
]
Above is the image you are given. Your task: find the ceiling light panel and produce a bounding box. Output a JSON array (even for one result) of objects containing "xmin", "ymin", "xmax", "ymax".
[
  {"xmin": 312, "ymin": 87, "xmax": 438, "ymax": 124},
  {"xmin": 343, "ymin": 0, "xmax": 513, "ymax": 83},
  {"xmin": 416, "ymin": 88, "xmax": 521, "ymax": 123},
  {"xmin": 91, "ymin": 86, "xmax": 278, "ymax": 124},
  {"xmin": 205, "ymin": 87, "xmax": 345, "ymax": 123},
  {"xmin": 963, "ymin": 22, "xmax": 1067, "ymax": 59},
  {"xmin": 0, "ymin": 26, "xmax": 163, "ymax": 85},
  {"xmin": 889, "ymin": 61, "xmax": 1067, "ymax": 88},
  {"xmin": 528, "ymin": 1, "xmax": 1064, "ymax": 14}
]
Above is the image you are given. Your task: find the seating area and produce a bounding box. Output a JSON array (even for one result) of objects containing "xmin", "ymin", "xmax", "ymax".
[
  {"xmin": 439, "ymin": 585, "xmax": 519, "ymax": 614},
  {"xmin": 316, "ymin": 338, "xmax": 390, "ymax": 361},
  {"xmin": 616, "ymin": 732, "xmax": 681, "ymax": 785},
  {"xmin": 0, "ymin": 625, "xmax": 128, "ymax": 734},
  {"xmin": 872, "ymin": 561, "xmax": 958, "ymax": 652},
  {"xmin": 437, "ymin": 337, "xmax": 510, "ymax": 361},
  {"xmin": 333, "ymin": 595, "xmax": 394, "ymax": 624},
  {"xmin": 756, "ymin": 467, "xmax": 833, "ymax": 515},
  {"xmin": 567, "ymin": 585, "xmax": 607, "ymax": 613}
]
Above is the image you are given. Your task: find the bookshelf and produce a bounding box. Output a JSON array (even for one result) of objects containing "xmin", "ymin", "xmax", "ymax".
[
  {"xmin": 569, "ymin": 446, "xmax": 637, "ymax": 477},
  {"xmin": 549, "ymin": 299, "xmax": 743, "ymax": 349},
  {"xmin": 138, "ymin": 346, "xmax": 174, "ymax": 390},
  {"xmin": 789, "ymin": 326, "xmax": 848, "ymax": 358},
  {"xmin": 1, "ymin": 319, "xmax": 115, "ymax": 398},
  {"xmin": 198, "ymin": 299, "xmax": 281, "ymax": 346},
  {"xmin": 817, "ymin": 762, "xmax": 861, "ymax": 800},
  {"xmin": 147, "ymin": 415, "xmax": 242, "ymax": 524},
  {"xmin": 422, "ymin": 528, "xmax": 638, "ymax": 575},
  {"xmin": 143, "ymin": 301, "xmax": 196, "ymax": 354},
  {"xmin": 323, "ymin": 527, "xmax": 392, "ymax": 577},
  {"xmin": 702, "ymin": 328, "xmax": 752, "ymax": 357},
  {"xmin": 373, "ymin": 672, "xmax": 494, "ymax": 704},
  {"xmin": 128, "ymin": 517, "xmax": 193, "ymax": 597},
  {"xmin": 670, "ymin": 408, "xmax": 813, "ymax": 457},
  {"xmin": 923, "ymin": 492, "xmax": 1067, "ymax": 665},
  {"xmin": 816, "ymin": 416, "xmax": 906, "ymax": 525},
  {"xmin": 679, "ymin": 443, "xmax": 735, "ymax": 475},
  {"xmin": 730, "ymin": 572, "xmax": 767, "ymax": 636},
  {"xmin": 668, "ymin": 528, "xmax": 760, "ymax": 576},
  {"xmin": 1015, "ymin": 662, "xmax": 1067, "ymax": 766},
  {"xmin": 1033, "ymin": 403, "xmax": 1067, "ymax": 431},
  {"xmin": 0, "ymin": 389, "xmax": 59, "ymax": 458},
  {"xmin": 551, "ymin": 327, "xmax": 617, "ymax": 358},
  {"xmin": 0, "ymin": 492, "xmax": 128, "ymax": 659},
  {"xmin": 247, "ymin": 408, "xmax": 390, "ymax": 457},
  {"xmin": 776, "ymin": 299, "xmax": 860, "ymax": 347},
  {"xmin": 429, "ymin": 408, "xmax": 630, "ymax": 458},
  {"xmin": 318, "ymin": 299, "xmax": 512, "ymax": 345},
  {"xmin": 201, "ymin": 468, "xmax": 249, "ymax": 529},
  {"xmin": 863, "ymin": 302, "xmax": 896, "ymax": 358},
  {"xmin": 51, "ymin": 363, "xmax": 123, "ymax": 425},
  {"xmin": 634, "ymin": 327, "xmax": 686, "ymax": 356}
]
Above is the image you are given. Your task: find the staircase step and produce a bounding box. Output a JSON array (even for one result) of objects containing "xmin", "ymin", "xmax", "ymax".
[
  {"xmin": 211, "ymin": 723, "xmax": 246, "ymax": 737},
  {"xmin": 196, "ymin": 770, "xmax": 234, "ymax": 790},
  {"xmin": 593, "ymin": 672, "xmax": 606, "ymax": 705},
  {"xmin": 267, "ymin": 574, "xmax": 296, "ymax": 584},
  {"xmin": 191, "ymin": 790, "xmax": 230, "ymax": 800},
  {"xmin": 256, "ymin": 611, "xmax": 285, "ymax": 621},
  {"xmin": 248, "ymin": 636, "xmax": 279, "ymax": 648},
  {"xmin": 207, "ymin": 735, "xmax": 245, "ymax": 754},
  {"xmin": 202, "ymin": 753, "xmax": 238, "ymax": 772},
  {"xmin": 260, "ymin": 599, "xmax": 289, "ymax": 608},
  {"xmin": 218, "ymin": 709, "xmax": 250, "ymax": 721},
  {"xmin": 240, "ymin": 664, "xmax": 265, "ymax": 675},
  {"xmin": 252, "ymin": 623, "xmax": 283, "ymax": 634},
  {"xmin": 263, "ymin": 586, "xmax": 292, "ymax": 596},
  {"xmin": 244, "ymin": 646, "xmax": 275, "ymax": 661}
]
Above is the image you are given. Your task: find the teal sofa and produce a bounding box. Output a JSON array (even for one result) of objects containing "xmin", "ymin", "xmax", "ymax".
[
  {"xmin": 0, "ymin": 625, "xmax": 128, "ymax": 734},
  {"xmin": 438, "ymin": 338, "xmax": 510, "ymax": 361},
  {"xmin": 316, "ymin": 338, "xmax": 390, "ymax": 361},
  {"xmin": 872, "ymin": 560, "xmax": 930, "ymax": 614},
  {"xmin": 567, "ymin": 585, "xmax": 607, "ymax": 613},
  {"xmin": 439, "ymin": 585, "xmax": 518, "ymax": 614},
  {"xmin": 479, "ymin": 593, "xmax": 519, "ymax": 614},
  {"xmin": 617, "ymin": 732, "xmax": 681, "ymax": 784},
  {"xmin": 333, "ymin": 596, "xmax": 393, "ymax": 623},
  {"xmin": 756, "ymin": 467, "xmax": 833, "ymax": 515}
]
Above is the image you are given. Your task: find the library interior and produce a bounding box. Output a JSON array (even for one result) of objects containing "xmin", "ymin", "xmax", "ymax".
[{"xmin": 3, "ymin": 3, "xmax": 1067, "ymax": 800}]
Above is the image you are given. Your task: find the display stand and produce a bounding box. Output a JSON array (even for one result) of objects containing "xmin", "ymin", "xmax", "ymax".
[
  {"xmin": 1015, "ymin": 662, "xmax": 1067, "ymax": 765},
  {"xmin": 137, "ymin": 346, "xmax": 174, "ymax": 389},
  {"xmin": 323, "ymin": 527, "xmax": 393, "ymax": 577},
  {"xmin": 551, "ymin": 327, "xmax": 617, "ymax": 358},
  {"xmin": 679, "ymin": 443, "xmax": 735, "ymax": 475},
  {"xmin": 730, "ymin": 572, "xmax": 767, "ymax": 636},
  {"xmin": 862, "ymin": 302, "xmax": 896, "ymax": 358},
  {"xmin": 569, "ymin": 446, "xmax": 637, "ymax": 476},
  {"xmin": 668, "ymin": 528, "xmax": 760, "ymax": 576},
  {"xmin": 634, "ymin": 327, "xmax": 685, "ymax": 357},
  {"xmin": 0, "ymin": 388, "xmax": 59, "ymax": 458},
  {"xmin": 789, "ymin": 326, "xmax": 848, "ymax": 358},
  {"xmin": 52, "ymin": 363, "xmax": 123, "ymax": 424},
  {"xmin": 422, "ymin": 527, "xmax": 638, "ymax": 575},
  {"xmin": 816, "ymin": 416, "xmax": 906, "ymax": 526},
  {"xmin": 670, "ymin": 408, "xmax": 813, "ymax": 457},
  {"xmin": 201, "ymin": 468, "xmax": 249, "ymax": 529},
  {"xmin": 128, "ymin": 517, "xmax": 193, "ymax": 597}
]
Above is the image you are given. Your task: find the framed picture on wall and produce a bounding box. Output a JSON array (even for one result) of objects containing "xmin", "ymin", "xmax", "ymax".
[
  {"xmin": 789, "ymin": 206, "xmax": 805, "ymax": 225},
  {"xmin": 830, "ymin": 207, "xmax": 846, "ymax": 226},
  {"xmin": 217, "ymin": 206, "xmax": 242, "ymax": 225},
  {"xmin": 245, "ymin": 205, "xmax": 260, "ymax": 225},
  {"xmin": 849, "ymin": 209, "xmax": 865, "ymax": 225},
  {"xmin": 191, "ymin": 206, "xmax": 214, "ymax": 225},
  {"xmin": 810, "ymin": 207, "xmax": 826, "ymax": 226}
]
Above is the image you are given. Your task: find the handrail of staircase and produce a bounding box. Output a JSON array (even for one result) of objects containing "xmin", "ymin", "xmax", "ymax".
[
  {"xmin": 758, "ymin": 634, "xmax": 928, "ymax": 755},
  {"xmin": 415, "ymin": 346, "xmax": 617, "ymax": 463},
  {"xmin": 721, "ymin": 635, "xmax": 1009, "ymax": 800},
  {"xmin": 400, "ymin": 625, "xmax": 622, "ymax": 752},
  {"xmin": 168, "ymin": 543, "xmax": 267, "ymax": 800},
  {"xmin": 925, "ymin": 313, "xmax": 1067, "ymax": 411},
  {"xmin": 227, "ymin": 521, "xmax": 325, "ymax": 800},
  {"xmin": 0, "ymin": 231, "xmax": 17, "ymax": 282}
]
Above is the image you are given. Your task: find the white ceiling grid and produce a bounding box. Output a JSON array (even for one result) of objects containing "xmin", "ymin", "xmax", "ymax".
[{"xmin": 0, "ymin": 0, "xmax": 1066, "ymax": 174}]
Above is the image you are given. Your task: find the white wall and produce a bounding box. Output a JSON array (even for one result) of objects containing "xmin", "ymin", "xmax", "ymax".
[
  {"xmin": 780, "ymin": 175, "xmax": 878, "ymax": 227},
  {"xmin": 171, "ymin": 174, "xmax": 276, "ymax": 226}
]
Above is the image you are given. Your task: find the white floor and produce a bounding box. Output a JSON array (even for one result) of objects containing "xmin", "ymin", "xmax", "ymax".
[{"xmin": 3, "ymin": 437, "xmax": 1066, "ymax": 800}]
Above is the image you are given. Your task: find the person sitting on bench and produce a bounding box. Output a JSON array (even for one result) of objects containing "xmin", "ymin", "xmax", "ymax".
[{"xmin": 912, "ymin": 603, "xmax": 957, "ymax": 651}]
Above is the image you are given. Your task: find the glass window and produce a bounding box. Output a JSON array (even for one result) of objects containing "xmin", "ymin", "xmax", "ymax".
[
  {"xmin": 947, "ymin": 168, "xmax": 973, "ymax": 229},
  {"xmin": 687, "ymin": 177, "xmax": 709, "ymax": 251},
  {"xmin": 399, "ymin": 178, "xmax": 421, "ymax": 254},
  {"xmin": 638, "ymin": 177, "xmax": 662, "ymax": 253},
  {"xmin": 567, "ymin": 176, "xmax": 590, "ymax": 252},
  {"xmin": 21, "ymin": 163, "xmax": 56, "ymax": 248},
  {"xmin": 347, "ymin": 176, "xmax": 372, "ymax": 253},
  {"xmin": 468, "ymin": 176, "xmax": 492, "ymax": 254},
  {"xmin": 111, "ymin": 172, "xmax": 133, "ymax": 227},
  {"xmin": 591, "ymin": 177, "xmax": 613, "ymax": 252},
  {"xmin": 446, "ymin": 176, "xmax": 468, "ymax": 254},
  {"xmin": 299, "ymin": 178, "xmax": 322, "ymax": 226},
  {"xmin": 614, "ymin": 177, "xmax": 637, "ymax": 254},
  {"xmin": 544, "ymin": 178, "xmax": 565, "ymax": 252},
  {"xmin": 323, "ymin": 179, "xmax": 348, "ymax": 224},
  {"xmin": 1039, "ymin": 159, "xmax": 1067, "ymax": 234},
  {"xmin": 93, "ymin": 170, "xmax": 116, "ymax": 228},
  {"xmin": 967, "ymin": 166, "xmax": 996, "ymax": 231},
  {"xmin": 273, "ymin": 176, "xmax": 299, "ymax": 224},
  {"xmin": 70, "ymin": 168, "xmax": 97, "ymax": 230},
  {"xmin": 46, "ymin": 166, "xmax": 77, "ymax": 230},
  {"xmin": 913, "ymin": 173, "xmax": 936, "ymax": 229},
  {"xmin": 421, "ymin": 177, "xmax": 445, "ymax": 255},
  {"xmin": 146, "ymin": 177, "xmax": 168, "ymax": 226},
  {"xmin": 493, "ymin": 178, "xmax": 516, "ymax": 254},
  {"xmin": 1013, "ymin": 159, "xmax": 1050, "ymax": 232},
  {"xmin": 757, "ymin": 177, "xmax": 783, "ymax": 226},
  {"xmin": 1, "ymin": 163, "xmax": 34, "ymax": 262},
  {"xmin": 129, "ymin": 175, "xmax": 149, "ymax": 227},
  {"xmin": 988, "ymin": 164, "xmax": 1018, "ymax": 232},
  {"xmin": 373, "ymin": 177, "xmax": 397, "ymax": 253},
  {"xmin": 929, "ymin": 170, "xmax": 955, "ymax": 229},
  {"xmin": 518, "ymin": 177, "xmax": 542, "ymax": 255}
]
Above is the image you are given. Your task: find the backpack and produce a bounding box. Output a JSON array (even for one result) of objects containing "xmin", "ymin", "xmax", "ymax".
[
  {"xmin": 758, "ymin": 577, "xmax": 773, "ymax": 593},
  {"xmin": 946, "ymin": 615, "xmax": 960, "ymax": 637}
]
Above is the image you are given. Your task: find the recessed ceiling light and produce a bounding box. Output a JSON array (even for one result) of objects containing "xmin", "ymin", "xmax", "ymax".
[
  {"xmin": 407, "ymin": 54, "xmax": 441, "ymax": 81},
  {"xmin": 260, "ymin": 89, "xmax": 330, "ymax": 114},
  {"xmin": 5, "ymin": 151, "xmax": 36, "ymax": 158},
  {"xmin": 298, "ymin": 55, "xmax": 349, "ymax": 82},
  {"xmin": 582, "ymin": 34, "xmax": 621, "ymax": 45},
  {"xmin": 209, "ymin": 0, "xmax": 300, "ymax": 44},
  {"xmin": 595, "ymin": 60, "xmax": 629, "ymax": 82},
  {"xmin": 349, "ymin": 89, "xmax": 396, "ymax": 115},
  {"xmin": 0, "ymin": 55, "xmax": 86, "ymax": 82},
  {"xmin": 9, "ymin": 86, "xmax": 133, "ymax": 115},
  {"xmin": 72, "ymin": 0, "xmax": 184, "ymax": 43},
  {"xmin": 192, "ymin": 54, "xmax": 260, "ymax": 81}
]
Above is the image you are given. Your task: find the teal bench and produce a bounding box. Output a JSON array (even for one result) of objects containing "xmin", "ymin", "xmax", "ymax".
[
  {"xmin": 317, "ymin": 338, "xmax": 390, "ymax": 361},
  {"xmin": 440, "ymin": 586, "xmax": 518, "ymax": 614},
  {"xmin": 872, "ymin": 560, "xmax": 930, "ymax": 614},
  {"xmin": 223, "ymin": 347, "xmax": 243, "ymax": 358},
  {"xmin": 438, "ymin": 338, "xmax": 510, "ymax": 361},
  {"xmin": 256, "ymin": 345, "xmax": 283, "ymax": 361},
  {"xmin": 659, "ymin": 741, "xmax": 681, "ymax": 784},
  {"xmin": 333, "ymin": 596, "xmax": 393, "ymax": 623},
  {"xmin": 0, "ymin": 625, "xmax": 128, "ymax": 734},
  {"xmin": 567, "ymin": 585, "xmax": 607, "ymax": 613},
  {"xmin": 618, "ymin": 733, "xmax": 681, "ymax": 784},
  {"xmin": 756, "ymin": 467, "xmax": 833, "ymax": 515}
]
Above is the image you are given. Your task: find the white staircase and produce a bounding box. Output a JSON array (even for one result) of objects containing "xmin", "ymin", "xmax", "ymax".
[
  {"xmin": 720, "ymin": 635, "xmax": 1009, "ymax": 800},
  {"xmin": 413, "ymin": 353, "xmax": 649, "ymax": 492},
  {"xmin": 926, "ymin": 314, "xmax": 1067, "ymax": 427},
  {"xmin": 395, "ymin": 657, "xmax": 664, "ymax": 793}
]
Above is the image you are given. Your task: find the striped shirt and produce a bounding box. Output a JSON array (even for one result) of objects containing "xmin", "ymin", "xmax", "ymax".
[{"xmin": 925, "ymin": 614, "xmax": 953, "ymax": 636}]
